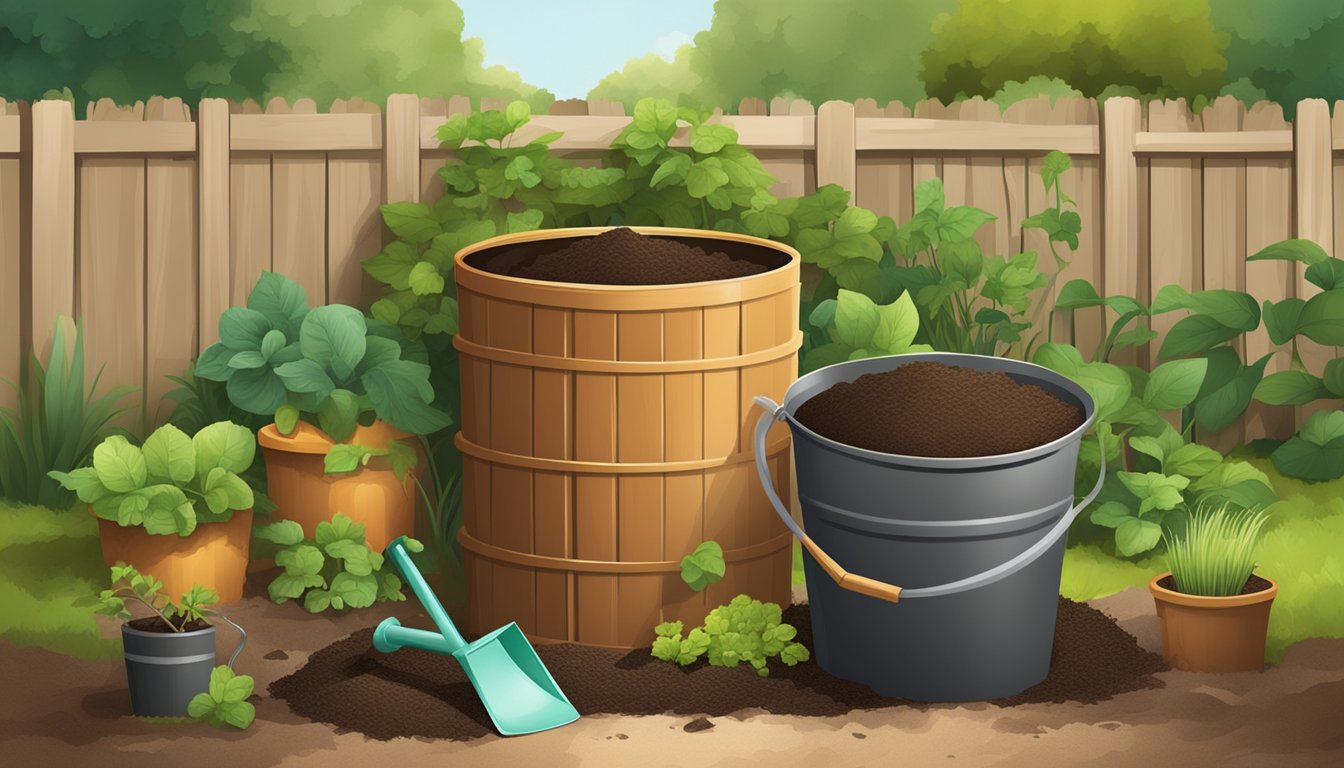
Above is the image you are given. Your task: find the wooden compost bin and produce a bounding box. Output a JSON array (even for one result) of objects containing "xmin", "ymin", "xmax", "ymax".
[{"xmin": 453, "ymin": 226, "xmax": 800, "ymax": 649}]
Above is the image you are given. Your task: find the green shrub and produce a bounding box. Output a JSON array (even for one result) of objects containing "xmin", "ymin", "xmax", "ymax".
[
  {"xmin": 253, "ymin": 513, "xmax": 416, "ymax": 613},
  {"xmin": 0, "ymin": 318, "xmax": 138, "ymax": 508},
  {"xmin": 651, "ymin": 594, "xmax": 809, "ymax": 677}
]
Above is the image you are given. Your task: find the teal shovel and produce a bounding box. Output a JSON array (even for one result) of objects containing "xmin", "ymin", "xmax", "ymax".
[{"xmin": 374, "ymin": 537, "xmax": 580, "ymax": 736}]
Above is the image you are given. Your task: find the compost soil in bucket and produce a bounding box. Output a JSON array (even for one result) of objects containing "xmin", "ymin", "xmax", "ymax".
[
  {"xmin": 794, "ymin": 361, "xmax": 1084, "ymax": 457},
  {"xmin": 505, "ymin": 227, "xmax": 770, "ymax": 285},
  {"xmin": 270, "ymin": 599, "xmax": 1165, "ymax": 741}
]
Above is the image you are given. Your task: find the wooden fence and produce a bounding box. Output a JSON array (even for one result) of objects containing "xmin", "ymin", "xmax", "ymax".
[{"xmin": 0, "ymin": 93, "xmax": 1341, "ymax": 442}]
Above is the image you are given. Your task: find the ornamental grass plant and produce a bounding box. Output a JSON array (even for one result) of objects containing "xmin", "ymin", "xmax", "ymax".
[{"xmin": 1163, "ymin": 502, "xmax": 1270, "ymax": 597}]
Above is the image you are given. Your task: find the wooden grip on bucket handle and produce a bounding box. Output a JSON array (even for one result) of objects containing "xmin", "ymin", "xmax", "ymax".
[{"xmin": 752, "ymin": 395, "xmax": 904, "ymax": 604}]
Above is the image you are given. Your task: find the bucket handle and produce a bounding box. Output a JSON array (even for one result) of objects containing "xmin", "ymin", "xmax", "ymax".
[
  {"xmin": 211, "ymin": 611, "xmax": 248, "ymax": 670},
  {"xmin": 752, "ymin": 396, "xmax": 1106, "ymax": 604}
]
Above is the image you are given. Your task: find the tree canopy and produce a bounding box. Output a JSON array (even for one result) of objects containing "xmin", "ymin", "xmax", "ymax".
[
  {"xmin": 919, "ymin": 0, "xmax": 1228, "ymax": 102},
  {"xmin": 1212, "ymin": 0, "xmax": 1344, "ymax": 110},
  {"xmin": 0, "ymin": 0, "xmax": 549, "ymax": 109},
  {"xmin": 591, "ymin": 0, "xmax": 956, "ymax": 109}
]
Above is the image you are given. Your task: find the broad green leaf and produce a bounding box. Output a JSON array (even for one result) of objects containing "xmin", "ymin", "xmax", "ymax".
[
  {"xmin": 679, "ymin": 541, "xmax": 726, "ymax": 592},
  {"xmin": 275, "ymin": 404, "xmax": 300, "ymax": 435},
  {"xmin": 317, "ymin": 389, "xmax": 362, "ymax": 442},
  {"xmin": 1072, "ymin": 361, "xmax": 1132, "ymax": 421},
  {"xmin": 218, "ymin": 307, "xmax": 270, "ymax": 352},
  {"xmin": 1128, "ymin": 423, "xmax": 1183, "ymax": 465},
  {"xmin": 1143, "ymin": 358, "xmax": 1207, "ymax": 410},
  {"xmin": 47, "ymin": 467, "xmax": 111, "ymax": 504},
  {"xmin": 633, "ymin": 98, "xmax": 677, "ymax": 135},
  {"xmin": 380, "ymin": 202, "xmax": 441, "ymax": 243},
  {"xmin": 1246, "ymin": 238, "xmax": 1329, "ymax": 266},
  {"xmin": 871, "ymin": 291, "xmax": 920, "ymax": 354},
  {"xmin": 387, "ymin": 439, "xmax": 418, "ymax": 480},
  {"xmin": 301, "ymin": 305, "xmax": 367, "ymax": 373},
  {"xmin": 1325, "ymin": 358, "xmax": 1344, "ymax": 398},
  {"xmin": 504, "ymin": 100, "xmax": 531, "ymax": 130},
  {"xmin": 255, "ymin": 519, "xmax": 305, "ymax": 547},
  {"xmin": 303, "ymin": 589, "xmax": 332, "ymax": 613},
  {"xmin": 690, "ymin": 123, "xmax": 737, "ymax": 154},
  {"xmin": 914, "ymin": 178, "xmax": 944, "ymax": 215},
  {"xmin": 276, "ymin": 544, "xmax": 324, "ymax": 576},
  {"xmin": 1164, "ymin": 443, "xmax": 1222, "ymax": 478},
  {"xmin": 1032, "ymin": 343, "xmax": 1085, "ymax": 375},
  {"xmin": 936, "ymin": 206, "xmax": 996, "ymax": 243},
  {"xmin": 832, "ymin": 289, "xmax": 880, "ymax": 349},
  {"xmin": 1193, "ymin": 350, "xmax": 1271, "ymax": 434},
  {"xmin": 316, "ymin": 513, "xmax": 364, "ymax": 548},
  {"xmin": 1117, "ymin": 471, "xmax": 1189, "ymax": 516},
  {"xmin": 330, "ymin": 571, "xmax": 379, "ymax": 609},
  {"xmin": 141, "ymin": 424, "xmax": 196, "ymax": 485},
  {"xmin": 1090, "ymin": 501, "xmax": 1135, "ymax": 528},
  {"xmin": 203, "ymin": 467, "xmax": 253, "ymax": 511},
  {"xmin": 802, "ymin": 343, "xmax": 853, "ymax": 372},
  {"xmin": 247, "ymin": 271, "xmax": 309, "ymax": 337},
  {"xmin": 808, "ymin": 299, "xmax": 837, "ymax": 329},
  {"xmin": 362, "ymin": 241, "xmax": 420, "ymax": 291},
  {"xmin": 227, "ymin": 350, "xmax": 266, "ymax": 370},
  {"xmin": 938, "ymin": 238, "xmax": 983, "ymax": 286},
  {"xmin": 1305, "ymin": 258, "xmax": 1344, "ymax": 291},
  {"xmin": 361, "ymin": 359, "xmax": 452, "ymax": 436},
  {"xmin": 324, "ymin": 444, "xmax": 370, "ymax": 475},
  {"xmin": 1040, "ymin": 150, "xmax": 1072, "ymax": 192},
  {"xmin": 1055, "ymin": 278, "xmax": 1104, "ymax": 309},
  {"xmin": 1262, "ymin": 298, "xmax": 1304, "ymax": 346},
  {"xmin": 1296, "ymin": 290, "xmax": 1344, "ymax": 345},
  {"xmin": 1158, "ymin": 315, "xmax": 1242, "ymax": 358},
  {"xmin": 1115, "ymin": 517, "xmax": 1163, "ymax": 556},
  {"xmin": 139, "ymin": 485, "xmax": 195, "ymax": 536},
  {"xmin": 260, "ymin": 329, "xmax": 287, "ymax": 361},
  {"xmin": 407, "ymin": 262, "xmax": 445, "ymax": 296},
  {"xmin": 1271, "ymin": 410, "xmax": 1344, "ymax": 481},
  {"xmin": 93, "ymin": 436, "xmax": 147, "ymax": 493},
  {"xmin": 226, "ymin": 367, "xmax": 288, "ymax": 415},
  {"xmin": 834, "ymin": 207, "xmax": 877, "ymax": 240},
  {"xmin": 325, "ymin": 539, "xmax": 376, "ymax": 576},
  {"xmin": 193, "ymin": 422, "xmax": 257, "ymax": 476},
  {"xmin": 1254, "ymin": 370, "xmax": 1330, "ymax": 406},
  {"xmin": 505, "ymin": 208, "xmax": 544, "ymax": 233}
]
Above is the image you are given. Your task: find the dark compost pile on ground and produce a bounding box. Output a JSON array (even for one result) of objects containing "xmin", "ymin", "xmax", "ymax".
[
  {"xmin": 506, "ymin": 227, "xmax": 770, "ymax": 285},
  {"xmin": 794, "ymin": 361, "xmax": 1085, "ymax": 457},
  {"xmin": 270, "ymin": 598, "xmax": 1166, "ymax": 742}
]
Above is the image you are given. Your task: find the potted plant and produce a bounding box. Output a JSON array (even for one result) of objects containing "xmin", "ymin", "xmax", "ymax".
[
  {"xmin": 95, "ymin": 563, "xmax": 249, "ymax": 720},
  {"xmin": 50, "ymin": 421, "xmax": 257, "ymax": 602},
  {"xmin": 1149, "ymin": 502, "xmax": 1277, "ymax": 672},
  {"xmin": 193, "ymin": 271, "xmax": 449, "ymax": 551}
]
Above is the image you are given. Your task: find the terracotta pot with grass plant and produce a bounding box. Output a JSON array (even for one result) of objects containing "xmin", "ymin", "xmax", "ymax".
[{"xmin": 1150, "ymin": 503, "xmax": 1276, "ymax": 673}]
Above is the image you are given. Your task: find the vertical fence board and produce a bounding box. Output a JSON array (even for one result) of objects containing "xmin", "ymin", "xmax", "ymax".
[
  {"xmin": 198, "ymin": 99, "xmax": 230, "ymax": 349},
  {"xmin": 229, "ymin": 153, "xmax": 271, "ymax": 304},
  {"xmin": 269, "ymin": 99, "xmax": 327, "ymax": 305},
  {"xmin": 1243, "ymin": 103, "xmax": 1297, "ymax": 440},
  {"xmin": 1294, "ymin": 99, "xmax": 1337, "ymax": 429},
  {"xmin": 1103, "ymin": 97, "xmax": 1144, "ymax": 367},
  {"xmin": 816, "ymin": 100, "xmax": 856, "ymax": 193},
  {"xmin": 30, "ymin": 100, "xmax": 75, "ymax": 355},
  {"xmin": 1199, "ymin": 96, "xmax": 1249, "ymax": 450},
  {"xmin": 145, "ymin": 98, "xmax": 198, "ymax": 423},
  {"xmin": 79, "ymin": 152, "xmax": 146, "ymax": 430},
  {"xmin": 0, "ymin": 101, "xmax": 20, "ymax": 410}
]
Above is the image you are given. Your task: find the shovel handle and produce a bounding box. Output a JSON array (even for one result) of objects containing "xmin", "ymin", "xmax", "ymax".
[{"xmin": 385, "ymin": 537, "xmax": 466, "ymax": 653}]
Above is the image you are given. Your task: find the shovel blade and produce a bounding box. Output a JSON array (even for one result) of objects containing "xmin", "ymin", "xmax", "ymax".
[{"xmin": 456, "ymin": 622, "xmax": 579, "ymax": 736}]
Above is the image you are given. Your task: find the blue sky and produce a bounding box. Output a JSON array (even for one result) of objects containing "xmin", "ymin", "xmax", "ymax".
[{"xmin": 457, "ymin": 0, "xmax": 716, "ymax": 98}]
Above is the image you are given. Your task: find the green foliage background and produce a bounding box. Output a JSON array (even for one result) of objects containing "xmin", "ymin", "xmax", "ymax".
[{"xmin": 0, "ymin": 0, "xmax": 552, "ymax": 110}]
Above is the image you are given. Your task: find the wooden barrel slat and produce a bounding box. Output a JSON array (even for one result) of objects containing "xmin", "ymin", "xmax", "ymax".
[{"xmin": 456, "ymin": 226, "xmax": 799, "ymax": 649}]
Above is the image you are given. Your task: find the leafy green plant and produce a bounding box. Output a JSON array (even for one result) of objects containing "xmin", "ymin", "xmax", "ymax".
[
  {"xmin": 253, "ymin": 513, "xmax": 415, "ymax": 613},
  {"xmin": 679, "ymin": 541, "xmax": 725, "ymax": 592},
  {"xmin": 1163, "ymin": 502, "xmax": 1270, "ymax": 597},
  {"xmin": 1243, "ymin": 239, "xmax": 1344, "ymax": 481},
  {"xmin": 323, "ymin": 441, "xmax": 419, "ymax": 478},
  {"xmin": 187, "ymin": 665, "xmax": 255, "ymax": 730},
  {"xmin": 95, "ymin": 563, "xmax": 221, "ymax": 632},
  {"xmin": 194, "ymin": 271, "xmax": 449, "ymax": 441},
  {"xmin": 49, "ymin": 422, "xmax": 256, "ymax": 536},
  {"xmin": 651, "ymin": 594, "xmax": 809, "ymax": 677},
  {"xmin": 802, "ymin": 289, "xmax": 932, "ymax": 370},
  {"xmin": 0, "ymin": 318, "xmax": 137, "ymax": 507}
]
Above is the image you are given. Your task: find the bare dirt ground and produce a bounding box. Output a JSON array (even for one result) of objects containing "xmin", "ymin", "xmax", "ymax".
[{"xmin": 2, "ymin": 586, "xmax": 1342, "ymax": 768}]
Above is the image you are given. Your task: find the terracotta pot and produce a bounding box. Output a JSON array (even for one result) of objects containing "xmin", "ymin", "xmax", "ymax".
[
  {"xmin": 1149, "ymin": 572, "xmax": 1277, "ymax": 673},
  {"xmin": 258, "ymin": 420, "xmax": 419, "ymax": 552},
  {"xmin": 96, "ymin": 508, "xmax": 253, "ymax": 603}
]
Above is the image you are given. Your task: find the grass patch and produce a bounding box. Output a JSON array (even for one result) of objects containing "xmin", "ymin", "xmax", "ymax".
[{"xmin": 0, "ymin": 501, "xmax": 120, "ymax": 659}]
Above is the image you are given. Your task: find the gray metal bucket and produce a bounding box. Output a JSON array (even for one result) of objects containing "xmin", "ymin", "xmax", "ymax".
[
  {"xmin": 753, "ymin": 352, "xmax": 1103, "ymax": 701},
  {"xmin": 121, "ymin": 615, "xmax": 247, "ymax": 717}
]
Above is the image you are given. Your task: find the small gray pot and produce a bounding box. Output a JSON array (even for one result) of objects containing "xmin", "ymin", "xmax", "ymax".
[{"xmin": 121, "ymin": 623, "xmax": 220, "ymax": 717}]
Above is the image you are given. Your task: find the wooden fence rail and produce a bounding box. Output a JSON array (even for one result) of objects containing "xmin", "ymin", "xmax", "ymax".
[{"xmin": 0, "ymin": 93, "xmax": 1341, "ymax": 442}]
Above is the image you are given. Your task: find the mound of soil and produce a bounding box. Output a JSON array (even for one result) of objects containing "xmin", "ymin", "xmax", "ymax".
[
  {"xmin": 794, "ymin": 361, "xmax": 1084, "ymax": 457},
  {"xmin": 507, "ymin": 227, "xmax": 770, "ymax": 285},
  {"xmin": 270, "ymin": 598, "xmax": 1165, "ymax": 742}
]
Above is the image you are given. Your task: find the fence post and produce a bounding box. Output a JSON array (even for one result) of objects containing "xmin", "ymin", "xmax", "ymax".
[
  {"xmin": 1101, "ymin": 97, "xmax": 1141, "ymax": 359},
  {"xmin": 816, "ymin": 100, "xmax": 856, "ymax": 195},
  {"xmin": 384, "ymin": 94, "xmax": 420, "ymax": 204},
  {"xmin": 198, "ymin": 98, "xmax": 229, "ymax": 349},
  {"xmin": 28, "ymin": 99, "xmax": 75, "ymax": 355},
  {"xmin": 1292, "ymin": 98, "xmax": 1336, "ymax": 428}
]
